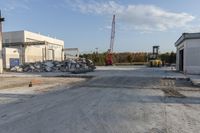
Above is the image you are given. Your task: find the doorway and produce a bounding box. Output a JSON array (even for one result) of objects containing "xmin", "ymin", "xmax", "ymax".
[
  {"xmin": 179, "ymin": 49, "xmax": 184, "ymax": 71},
  {"xmin": 48, "ymin": 49, "xmax": 54, "ymax": 60}
]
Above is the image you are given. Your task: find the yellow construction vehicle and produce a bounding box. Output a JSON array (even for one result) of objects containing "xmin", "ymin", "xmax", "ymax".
[
  {"xmin": 148, "ymin": 46, "xmax": 162, "ymax": 67},
  {"xmin": 148, "ymin": 59, "xmax": 162, "ymax": 67}
]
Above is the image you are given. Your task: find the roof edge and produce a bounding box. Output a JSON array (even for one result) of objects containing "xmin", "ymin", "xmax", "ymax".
[
  {"xmin": 3, "ymin": 30, "xmax": 64, "ymax": 42},
  {"xmin": 175, "ymin": 32, "xmax": 200, "ymax": 47}
]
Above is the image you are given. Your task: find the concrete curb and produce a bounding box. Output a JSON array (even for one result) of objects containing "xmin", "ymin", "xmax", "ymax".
[
  {"xmin": 162, "ymin": 76, "xmax": 189, "ymax": 80},
  {"xmin": 185, "ymin": 75, "xmax": 200, "ymax": 87},
  {"xmin": 190, "ymin": 79, "xmax": 200, "ymax": 87},
  {"xmin": 0, "ymin": 72, "xmax": 95, "ymax": 78}
]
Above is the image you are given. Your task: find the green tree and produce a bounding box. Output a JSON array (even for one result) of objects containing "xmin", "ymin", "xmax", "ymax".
[{"xmin": 127, "ymin": 54, "xmax": 133, "ymax": 63}]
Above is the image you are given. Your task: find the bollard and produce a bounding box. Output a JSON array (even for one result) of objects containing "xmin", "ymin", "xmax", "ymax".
[{"xmin": 29, "ymin": 81, "xmax": 32, "ymax": 87}]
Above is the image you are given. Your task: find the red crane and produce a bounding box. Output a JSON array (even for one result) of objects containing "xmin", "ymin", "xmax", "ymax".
[{"xmin": 106, "ymin": 14, "xmax": 115, "ymax": 65}]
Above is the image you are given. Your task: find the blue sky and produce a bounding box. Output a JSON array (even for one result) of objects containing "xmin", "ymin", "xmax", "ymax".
[{"xmin": 1, "ymin": 0, "xmax": 200, "ymax": 53}]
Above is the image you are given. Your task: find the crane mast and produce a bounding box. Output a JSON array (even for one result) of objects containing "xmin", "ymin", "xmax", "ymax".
[
  {"xmin": 109, "ymin": 15, "xmax": 115, "ymax": 53},
  {"xmin": 105, "ymin": 15, "xmax": 115, "ymax": 66}
]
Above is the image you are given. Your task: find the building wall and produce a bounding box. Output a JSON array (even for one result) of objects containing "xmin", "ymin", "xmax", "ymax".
[
  {"xmin": 184, "ymin": 39, "xmax": 200, "ymax": 74},
  {"xmin": 24, "ymin": 31, "xmax": 64, "ymax": 45},
  {"xmin": 25, "ymin": 45, "xmax": 45, "ymax": 62},
  {"xmin": 3, "ymin": 30, "xmax": 64, "ymax": 63},
  {"xmin": 176, "ymin": 41, "xmax": 185, "ymax": 71},
  {"xmin": 2, "ymin": 31, "xmax": 25, "ymax": 43},
  {"xmin": 0, "ymin": 31, "xmax": 3, "ymax": 73},
  {"xmin": 24, "ymin": 45, "xmax": 63, "ymax": 62},
  {"xmin": 47, "ymin": 43, "xmax": 63, "ymax": 61},
  {"xmin": 176, "ymin": 39, "xmax": 200, "ymax": 74},
  {"xmin": 24, "ymin": 31, "xmax": 64, "ymax": 62},
  {"xmin": 3, "ymin": 48, "xmax": 20, "ymax": 69}
]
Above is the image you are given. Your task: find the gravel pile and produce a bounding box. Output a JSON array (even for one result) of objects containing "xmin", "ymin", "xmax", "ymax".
[{"xmin": 10, "ymin": 58, "xmax": 96, "ymax": 73}]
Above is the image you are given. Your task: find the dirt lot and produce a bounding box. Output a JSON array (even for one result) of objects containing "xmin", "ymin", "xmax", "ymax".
[
  {"xmin": 0, "ymin": 77, "xmax": 87, "ymax": 105},
  {"xmin": 0, "ymin": 77, "xmax": 86, "ymax": 90},
  {"xmin": 0, "ymin": 66, "xmax": 200, "ymax": 133}
]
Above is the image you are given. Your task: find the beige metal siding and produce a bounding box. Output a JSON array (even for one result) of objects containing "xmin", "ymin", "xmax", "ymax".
[{"xmin": 3, "ymin": 30, "xmax": 64, "ymax": 63}]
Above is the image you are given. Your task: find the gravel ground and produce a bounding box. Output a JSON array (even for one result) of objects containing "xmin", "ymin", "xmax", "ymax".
[
  {"xmin": 0, "ymin": 66, "xmax": 200, "ymax": 133},
  {"xmin": 0, "ymin": 77, "xmax": 87, "ymax": 105}
]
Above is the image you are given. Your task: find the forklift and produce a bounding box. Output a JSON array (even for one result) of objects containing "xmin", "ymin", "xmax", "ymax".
[{"xmin": 148, "ymin": 46, "xmax": 162, "ymax": 67}]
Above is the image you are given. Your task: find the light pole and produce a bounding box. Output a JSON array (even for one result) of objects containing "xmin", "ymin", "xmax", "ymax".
[
  {"xmin": 95, "ymin": 48, "xmax": 98, "ymax": 54},
  {"xmin": 0, "ymin": 10, "xmax": 5, "ymax": 74}
]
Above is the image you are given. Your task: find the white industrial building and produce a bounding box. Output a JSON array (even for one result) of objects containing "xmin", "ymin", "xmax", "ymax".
[
  {"xmin": 2, "ymin": 30, "xmax": 64, "ymax": 69},
  {"xmin": 175, "ymin": 33, "xmax": 200, "ymax": 74}
]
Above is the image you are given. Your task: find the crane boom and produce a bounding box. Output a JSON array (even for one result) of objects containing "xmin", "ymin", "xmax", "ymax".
[
  {"xmin": 109, "ymin": 14, "xmax": 115, "ymax": 53},
  {"xmin": 105, "ymin": 15, "xmax": 115, "ymax": 66}
]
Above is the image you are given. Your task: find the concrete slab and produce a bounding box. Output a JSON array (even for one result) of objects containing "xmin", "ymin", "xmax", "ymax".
[
  {"xmin": 0, "ymin": 68, "xmax": 200, "ymax": 133},
  {"xmin": 187, "ymin": 75, "xmax": 200, "ymax": 86}
]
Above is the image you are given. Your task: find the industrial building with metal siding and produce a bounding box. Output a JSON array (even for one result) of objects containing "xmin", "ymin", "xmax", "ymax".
[
  {"xmin": 2, "ymin": 30, "xmax": 64, "ymax": 69},
  {"xmin": 175, "ymin": 33, "xmax": 200, "ymax": 74}
]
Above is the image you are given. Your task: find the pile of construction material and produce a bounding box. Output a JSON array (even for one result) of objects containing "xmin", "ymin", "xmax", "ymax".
[{"xmin": 10, "ymin": 59, "xmax": 96, "ymax": 73}]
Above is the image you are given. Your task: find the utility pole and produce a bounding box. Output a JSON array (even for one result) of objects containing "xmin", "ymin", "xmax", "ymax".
[
  {"xmin": 0, "ymin": 10, "xmax": 5, "ymax": 74},
  {"xmin": 95, "ymin": 48, "xmax": 98, "ymax": 54}
]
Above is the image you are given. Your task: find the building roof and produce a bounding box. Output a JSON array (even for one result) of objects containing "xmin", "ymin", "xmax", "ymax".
[
  {"xmin": 3, "ymin": 41, "xmax": 47, "ymax": 47},
  {"xmin": 3, "ymin": 30, "xmax": 64, "ymax": 46},
  {"xmin": 175, "ymin": 32, "xmax": 200, "ymax": 47}
]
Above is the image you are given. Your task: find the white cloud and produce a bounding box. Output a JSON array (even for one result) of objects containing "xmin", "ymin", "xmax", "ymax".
[
  {"xmin": 65, "ymin": 0, "xmax": 195, "ymax": 32},
  {"xmin": 1, "ymin": 0, "xmax": 30, "ymax": 12},
  {"xmin": 183, "ymin": 24, "xmax": 200, "ymax": 33}
]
